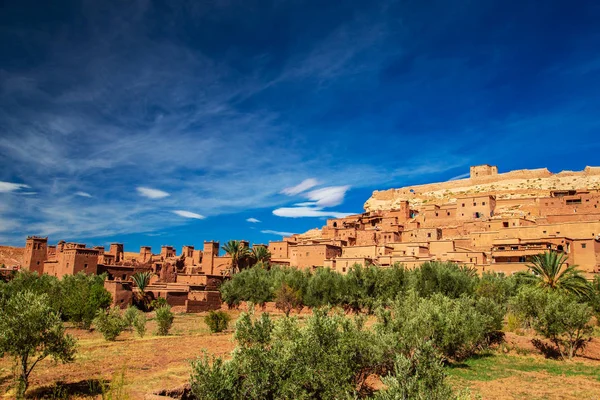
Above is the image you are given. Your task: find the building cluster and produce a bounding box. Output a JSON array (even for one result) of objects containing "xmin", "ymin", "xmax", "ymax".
[
  {"xmin": 22, "ymin": 238, "xmax": 261, "ymax": 311},
  {"xmin": 268, "ymin": 165, "xmax": 600, "ymax": 277},
  {"xmin": 17, "ymin": 164, "xmax": 600, "ymax": 311}
]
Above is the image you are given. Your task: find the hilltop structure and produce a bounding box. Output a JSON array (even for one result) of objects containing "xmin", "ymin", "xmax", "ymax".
[{"xmin": 269, "ymin": 165, "xmax": 600, "ymax": 276}]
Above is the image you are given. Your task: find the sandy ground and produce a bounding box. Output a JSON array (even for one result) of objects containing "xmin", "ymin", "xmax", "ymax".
[{"xmin": 1, "ymin": 311, "xmax": 600, "ymax": 399}]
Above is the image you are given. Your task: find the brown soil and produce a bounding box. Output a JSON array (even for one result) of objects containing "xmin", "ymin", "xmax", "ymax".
[{"xmin": 469, "ymin": 371, "xmax": 600, "ymax": 400}]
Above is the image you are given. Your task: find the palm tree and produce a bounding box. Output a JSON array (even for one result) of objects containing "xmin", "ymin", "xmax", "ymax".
[
  {"xmin": 222, "ymin": 240, "xmax": 251, "ymax": 275},
  {"xmin": 252, "ymin": 246, "xmax": 272, "ymax": 269},
  {"xmin": 526, "ymin": 251, "xmax": 591, "ymax": 297},
  {"xmin": 132, "ymin": 271, "xmax": 153, "ymax": 309}
]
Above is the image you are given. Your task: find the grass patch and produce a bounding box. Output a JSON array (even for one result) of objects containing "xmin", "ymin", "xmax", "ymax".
[{"xmin": 448, "ymin": 352, "xmax": 600, "ymax": 382}]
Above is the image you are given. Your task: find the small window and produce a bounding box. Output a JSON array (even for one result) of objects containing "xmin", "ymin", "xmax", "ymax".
[
  {"xmin": 84, "ymin": 263, "xmax": 88, "ymax": 269},
  {"xmin": 543, "ymin": 231, "xmax": 547, "ymax": 234},
  {"xmin": 582, "ymin": 243, "xmax": 587, "ymax": 249},
  {"xmin": 474, "ymin": 202, "xmax": 477, "ymax": 206},
  {"xmin": 447, "ymin": 212, "xmax": 450, "ymax": 216},
  {"xmin": 427, "ymin": 233, "xmax": 431, "ymax": 238},
  {"xmin": 482, "ymin": 202, "xmax": 486, "ymax": 205},
  {"xmin": 462, "ymin": 203, "xmax": 465, "ymax": 207},
  {"xmin": 37, "ymin": 261, "xmax": 40, "ymax": 265},
  {"xmin": 503, "ymin": 222, "xmax": 509, "ymax": 228}
]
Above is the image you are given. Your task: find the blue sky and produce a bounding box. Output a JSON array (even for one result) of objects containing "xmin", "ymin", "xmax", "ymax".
[{"xmin": 1, "ymin": 0, "xmax": 599, "ymax": 251}]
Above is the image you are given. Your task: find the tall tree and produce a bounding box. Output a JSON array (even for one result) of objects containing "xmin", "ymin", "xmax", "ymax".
[
  {"xmin": 222, "ymin": 240, "xmax": 251, "ymax": 275},
  {"xmin": 526, "ymin": 251, "xmax": 592, "ymax": 297},
  {"xmin": 0, "ymin": 291, "xmax": 76, "ymax": 398},
  {"xmin": 252, "ymin": 246, "xmax": 272, "ymax": 269}
]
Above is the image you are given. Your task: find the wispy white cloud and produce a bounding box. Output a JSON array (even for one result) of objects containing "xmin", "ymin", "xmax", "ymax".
[
  {"xmin": 306, "ymin": 186, "xmax": 350, "ymax": 207},
  {"xmin": 172, "ymin": 210, "xmax": 205, "ymax": 219},
  {"xmin": 246, "ymin": 217, "xmax": 261, "ymax": 223},
  {"xmin": 0, "ymin": 182, "xmax": 30, "ymax": 193},
  {"xmin": 281, "ymin": 178, "xmax": 319, "ymax": 196},
  {"xmin": 75, "ymin": 191, "xmax": 93, "ymax": 198},
  {"xmin": 273, "ymin": 206, "xmax": 353, "ymax": 219},
  {"xmin": 261, "ymin": 229, "xmax": 296, "ymax": 237},
  {"xmin": 137, "ymin": 187, "xmax": 170, "ymax": 199}
]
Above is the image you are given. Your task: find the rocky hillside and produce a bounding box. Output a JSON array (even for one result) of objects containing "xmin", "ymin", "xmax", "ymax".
[
  {"xmin": 364, "ymin": 166, "xmax": 600, "ymax": 212},
  {"xmin": 0, "ymin": 246, "xmax": 24, "ymax": 267}
]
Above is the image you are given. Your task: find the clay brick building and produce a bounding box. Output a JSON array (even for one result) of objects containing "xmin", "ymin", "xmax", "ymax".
[
  {"xmin": 278, "ymin": 165, "xmax": 600, "ymax": 277},
  {"xmin": 14, "ymin": 164, "xmax": 600, "ymax": 312}
]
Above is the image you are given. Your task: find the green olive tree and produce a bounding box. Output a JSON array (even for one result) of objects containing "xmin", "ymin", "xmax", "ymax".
[{"xmin": 0, "ymin": 290, "xmax": 77, "ymax": 398}]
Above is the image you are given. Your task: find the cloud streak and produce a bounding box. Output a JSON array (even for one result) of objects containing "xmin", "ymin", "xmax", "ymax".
[
  {"xmin": 273, "ymin": 206, "xmax": 354, "ymax": 219},
  {"xmin": 261, "ymin": 229, "xmax": 296, "ymax": 237},
  {"xmin": 137, "ymin": 187, "xmax": 170, "ymax": 199},
  {"xmin": 281, "ymin": 179, "xmax": 319, "ymax": 196},
  {"xmin": 173, "ymin": 210, "xmax": 205, "ymax": 220},
  {"xmin": 0, "ymin": 182, "xmax": 30, "ymax": 193}
]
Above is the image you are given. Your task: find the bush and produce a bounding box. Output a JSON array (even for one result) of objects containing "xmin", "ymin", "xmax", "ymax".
[
  {"xmin": 378, "ymin": 291, "xmax": 500, "ymax": 360},
  {"xmin": 133, "ymin": 312, "xmax": 147, "ymax": 338},
  {"xmin": 374, "ymin": 341, "xmax": 455, "ymax": 400},
  {"xmin": 123, "ymin": 305, "xmax": 140, "ymax": 332},
  {"xmin": 508, "ymin": 286, "xmax": 549, "ymax": 330},
  {"xmin": 220, "ymin": 267, "xmax": 273, "ymax": 307},
  {"xmin": 150, "ymin": 297, "xmax": 168, "ymax": 310},
  {"xmin": 533, "ymin": 291, "xmax": 594, "ymax": 359},
  {"xmin": 205, "ymin": 310, "xmax": 231, "ymax": 333},
  {"xmin": 408, "ymin": 261, "xmax": 479, "ymax": 299},
  {"xmin": 94, "ymin": 307, "xmax": 126, "ymax": 341},
  {"xmin": 190, "ymin": 352, "xmax": 239, "ymax": 400},
  {"xmin": 155, "ymin": 306, "xmax": 174, "ymax": 336},
  {"xmin": 191, "ymin": 310, "xmax": 397, "ymax": 399},
  {"xmin": 61, "ymin": 273, "xmax": 112, "ymax": 329},
  {"xmin": 0, "ymin": 290, "xmax": 77, "ymax": 397},
  {"xmin": 274, "ymin": 283, "xmax": 302, "ymax": 316},
  {"xmin": 303, "ymin": 267, "xmax": 344, "ymax": 307}
]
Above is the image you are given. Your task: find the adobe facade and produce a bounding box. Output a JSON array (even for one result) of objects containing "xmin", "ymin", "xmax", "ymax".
[
  {"xmin": 274, "ymin": 165, "xmax": 600, "ymax": 277},
  {"xmin": 14, "ymin": 164, "xmax": 600, "ymax": 311},
  {"xmin": 20, "ymin": 237, "xmax": 244, "ymax": 312}
]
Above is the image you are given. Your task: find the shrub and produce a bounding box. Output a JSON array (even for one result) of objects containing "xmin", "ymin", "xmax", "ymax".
[
  {"xmin": 379, "ymin": 291, "xmax": 500, "ymax": 360},
  {"xmin": 155, "ymin": 306, "xmax": 174, "ymax": 336},
  {"xmin": 220, "ymin": 267, "xmax": 274, "ymax": 307},
  {"xmin": 274, "ymin": 283, "xmax": 302, "ymax": 316},
  {"xmin": 508, "ymin": 286, "xmax": 549, "ymax": 330},
  {"xmin": 303, "ymin": 267, "xmax": 344, "ymax": 307},
  {"xmin": 190, "ymin": 352, "xmax": 238, "ymax": 400},
  {"xmin": 476, "ymin": 272, "xmax": 517, "ymax": 305},
  {"xmin": 408, "ymin": 261, "xmax": 479, "ymax": 299},
  {"xmin": 0, "ymin": 291, "xmax": 77, "ymax": 398},
  {"xmin": 191, "ymin": 310, "xmax": 397, "ymax": 399},
  {"xmin": 94, "ymin": 307, "xmax": 126, "ymax": 341},
  {"xmin": 205, "ymin": 310, "xmax": 231, "ymax": 333},
  {"xmin": 150, "ymin": 297, "xmax": 168, "ymax": 310},
  {"xmin": 374, "ymin": 341, "xmax": 455, "ymax": 400},
  {"xmin": 133, "ymin": 312, "xmax": 147, "ymax": 338},
  {"xmin": 123, "ymin": 305, "xmax": 140, "ymax": 332},
  {"xmin": 61, "ymin": 273, "xmax": 112, "ymax": 329},
  {"xmin": 0, "ymin": 271, "xmax": 62, "ymax": 312},
  {"xmin": 533, "ymin": 291, "xmax": 594, "ymax": 359}
]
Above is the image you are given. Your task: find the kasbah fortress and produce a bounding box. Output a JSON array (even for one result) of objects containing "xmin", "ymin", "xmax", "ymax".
[{"xmin": 2, "ymin": 164, "xmax": 600, "ymax": 312}]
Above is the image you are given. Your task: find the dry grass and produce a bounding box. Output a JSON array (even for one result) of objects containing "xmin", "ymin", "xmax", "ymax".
[{"xmin": 2, "ymin": 311, "xmax": 600, "ymax": 399}]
